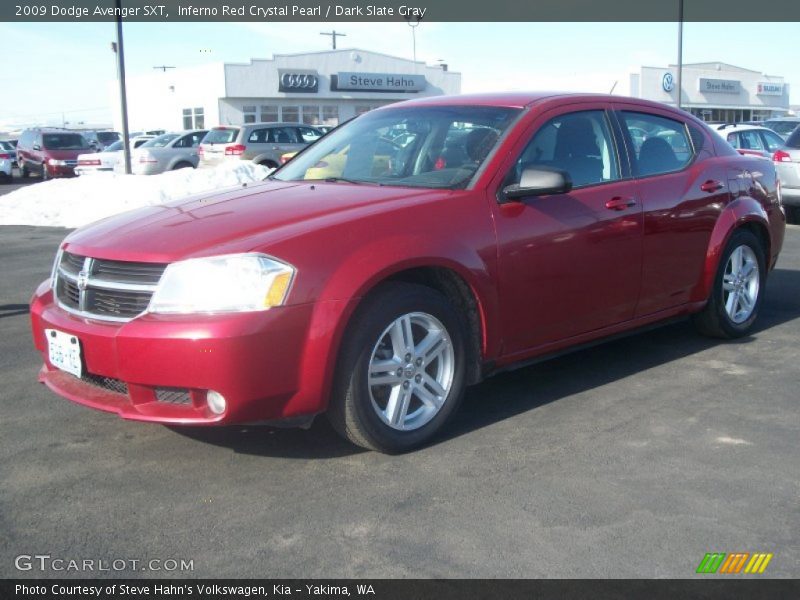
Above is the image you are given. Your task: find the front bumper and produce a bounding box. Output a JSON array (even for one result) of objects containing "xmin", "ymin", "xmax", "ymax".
[
  {"xmin": 31, "ymin": 281, "xmax": 316, "ymax": 425},
  {"xmin": 46, "ymin": 164, "xmax": 76, "ymax": 177}
]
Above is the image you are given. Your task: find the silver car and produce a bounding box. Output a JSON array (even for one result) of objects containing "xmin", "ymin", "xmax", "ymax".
[
  {"xmin": 198, "ymin": 123, "xmax": 322, "ymax": 169},
  {"xmin": 775, "ymin": 127, "xmax": 800, "ymax": 222},
  {"xmin": 128, "ymin": 130, "xmax": 207, "ymax": 175}
]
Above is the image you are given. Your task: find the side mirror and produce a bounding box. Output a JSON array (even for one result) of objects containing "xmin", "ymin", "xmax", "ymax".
[
  {"xmin": 33, "ymin": 144, "xmax": 41, "ymax": 151},
  {"xmin": 501, "ymin": 167, "xmax": 572, "ymax": 203}
]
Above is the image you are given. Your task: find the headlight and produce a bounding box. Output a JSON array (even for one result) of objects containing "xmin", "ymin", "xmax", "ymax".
[
  {"xmin": 148, "ymin": 253, "xmax": 295, "ymax": 314},
  {"xmin": 47, "ymin": 159, "xmax": 67, "ymax": 166},
  {"xmin": 50, "ymin": 247, "xmax": 64, "ymax": 288}
]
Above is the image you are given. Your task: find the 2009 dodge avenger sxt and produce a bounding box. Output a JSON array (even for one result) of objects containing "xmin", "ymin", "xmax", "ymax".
[{"xmin": 30, "ymin": 93, "xmax": 785, "ymax": 452}]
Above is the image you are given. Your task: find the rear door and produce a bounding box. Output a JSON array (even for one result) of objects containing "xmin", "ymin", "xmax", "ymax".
[{"xmin": 613, "ymin": 104, "xmax": 728, "ymax": 316}]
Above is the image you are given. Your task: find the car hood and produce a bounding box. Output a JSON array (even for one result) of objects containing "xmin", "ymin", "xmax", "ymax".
[{"xmin": 64, "ymin": 179, "xmax": 446, "ymax": 262}]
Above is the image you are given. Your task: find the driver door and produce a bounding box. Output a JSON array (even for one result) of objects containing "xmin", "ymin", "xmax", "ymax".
[{"xmin": 490, "ymin": 105, "xmax": 643, "ymax": 357}]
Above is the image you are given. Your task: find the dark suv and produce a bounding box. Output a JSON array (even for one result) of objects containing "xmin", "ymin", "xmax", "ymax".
[{"xmin": 17, "ymin": 128, "xmax": 93, "ymax": 179}]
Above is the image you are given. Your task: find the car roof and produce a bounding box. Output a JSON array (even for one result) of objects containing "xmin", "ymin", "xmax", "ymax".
[
  {"xmin": 712, "ymin": 124, "xmax": 773, "ymax": 133},
  {"xmin": 379, "ymin": 92, "xmax": 680, "ymax": 111}
]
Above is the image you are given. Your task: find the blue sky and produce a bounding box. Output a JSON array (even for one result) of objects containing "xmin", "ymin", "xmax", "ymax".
[{"xmin": 0, "ymin": 21, "xmax": 797, "ymax": 128}]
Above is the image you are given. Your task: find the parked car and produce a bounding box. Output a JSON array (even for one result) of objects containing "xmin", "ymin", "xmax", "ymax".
[
  {"xmin": 30, "ymin": 93, "xmax": 785, "ymax": 453},
  {"xmin": 762, "ymin": 117, "xmax": 800, "ymax": 140},
  {"xmin": 82, "ymin": 130, "xmax": 121, "ymax": 152},
  {"xmin": 712, "ymin": 123, "xmax": 787, "ymax": 159},
  {"xmin": 127, "ymin": 130, "xmax": 207, "ymax": 175},
  {"xmin": 74, "ymin": 137, "xmax": 152, "ymax": 175},
  {"xmin": 198, "ymin": 123, "xmax": 323, "ymax": 169},
  {"xmin": 0, "ymin": 150, "xmax": 12, "ymax": 182},
  {"xmin": 17, "ymin": 128, "xmax": 92, "ymax": 179},
  {"xmin": 0, "ymin": 140, "xmax": 17, "ymax": 168},
  {"xmin": 774, "ymin": 126, "xmax": 800, "ymax": 222}
]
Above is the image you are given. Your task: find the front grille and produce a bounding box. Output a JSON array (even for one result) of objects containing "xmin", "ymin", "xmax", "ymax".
[
  {"xmin": 55, "ymin": 251, "xmax": 167, "ymax": 321},
  {"xmin": 155, "ymin": 387, "xmax": 192, "ymax": 405},
  {"xmin": 81, "ymin": 373, "xmax": 129, "ymax": 395}
]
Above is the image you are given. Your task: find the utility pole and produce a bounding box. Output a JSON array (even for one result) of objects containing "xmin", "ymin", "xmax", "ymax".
[
  {"xmin": 153, "ymin": 65, "xmax": 175, "ymax": 72},
  {"xmin": 677, "ymin": 0, "xmax": 684, "ymax": 110},
  {"xmin": 320, "ymin": 30, "xmax": 346, "ymax": 49},
  {"xmin": 114, "ymin": 0, "xmax": 132, "ymax": 174}
]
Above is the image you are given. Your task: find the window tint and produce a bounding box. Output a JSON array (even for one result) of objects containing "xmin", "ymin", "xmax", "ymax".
[
  {"xmin": 42, "ymin": 134, "xmax": 88, "ymax": 150},
  {"xmin": 247, "ymin": 128, "xmax": 270, "ymax": 144},
  {"xmin": 173, "ymin": 132, "xmax": 205, "ymax": 148},
  {"xmin": 786, "ymin": 127, "xmax": 800, "ymax": 149},
  {"xmin": 510, "ymin": 110, "xmax": 620, "ymax": 188},
  {"xmin": 620, "ymin": 112, "xmax": 693, "ymax": 177},
  {"xmin": 203, "ymin": 128, "xmax": 239, "ymax": 144},
  {"xmin": 141, "ymin": 133, "xmax": 180, "ymax": 148}
]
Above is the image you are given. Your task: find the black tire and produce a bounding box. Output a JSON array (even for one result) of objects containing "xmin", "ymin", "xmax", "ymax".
[
  {"xmin": 260, "ymin": 160, "xmax": 278, "ymax": 169},
  {"xmin": 172, "ymin": 161, "xmax": 194, "ymax": 170},
  {"xmin": 786, "ymin": 206, "xmax": 800, "ymax": 225},
  {"xmin": 42, "ymin": 165, "xmax": 49, "ymax": 181},
  {"xmin": 693, "ymin": 229, "xmax": 766, "ymax": 339},
  {"xmin": 19, "ymin": 161, "xmax": 29, "ymax": 178},
  {"xmin": 0, "ymin": 173, "xmax": 10, "ymax": 184},
  {"xmin": 328, "ymin": 282, "xmax": 468, "ymax": 453}
]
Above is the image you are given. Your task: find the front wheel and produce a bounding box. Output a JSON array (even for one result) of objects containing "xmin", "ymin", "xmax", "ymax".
[
  {"xmin": 693, "ymin": 229, "xmax": 766, "ymax": 338},
  {"xmin": 328, "ymin": 282, "xmax": 467, "ymax": 453}
]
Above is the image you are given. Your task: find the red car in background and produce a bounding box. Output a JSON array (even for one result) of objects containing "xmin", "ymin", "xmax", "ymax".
[
  {"xmin": 30, "ymin": 93, "xmax": 785, "ymax": 452},
  {"xmin": 17, "ymin": 128, "xmax": 93, "ymax": 179}
]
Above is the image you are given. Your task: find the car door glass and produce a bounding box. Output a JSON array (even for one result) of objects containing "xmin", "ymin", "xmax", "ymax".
[
  {"xmin": 620, "ymin": 111, "xmax": 693, "ymax": 177},
  {"xmin": 298, "ymin": 127, "xmax": 322, "ymax": 143},
  {"xmin": 727, "ymin": 133, "xmax": 741, "ymax": 149},
  {"xmin": 511, "ymin": 110, "xmax": 620, "ymax": 188},
  {"xmin": 270, "ymin": 127, "xmax": 300, "ymax": 144},
  {"xmin": 740, "ymin": 130, "xmax": 764, "ymax": 151},
  {"xmin": 248, "ymin": 129, "xmax": 269, "ymax": 144}
]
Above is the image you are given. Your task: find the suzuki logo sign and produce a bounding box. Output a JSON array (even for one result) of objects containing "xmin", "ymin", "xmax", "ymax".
[{"xmin": 278, "ymin": 70, "xmax": 319, "ymax": 93}]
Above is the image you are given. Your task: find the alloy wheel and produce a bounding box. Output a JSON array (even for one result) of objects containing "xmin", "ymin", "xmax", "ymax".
[{"xmin": 722, "ymin": 244, "xmax": 760, "ymax": 324}]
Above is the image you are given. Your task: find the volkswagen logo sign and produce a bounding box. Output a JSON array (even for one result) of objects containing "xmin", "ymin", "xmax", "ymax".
[
  {"xmin": 662, "ymin": 72, "xmax": 675, "ymax": 93},
  {"xmin": 76, "ymin": 270, "xmax": 89, "ymax": 291},
  {"xmin": 278, "ymin": 71, "xmax": 319, "ymax": 93}
]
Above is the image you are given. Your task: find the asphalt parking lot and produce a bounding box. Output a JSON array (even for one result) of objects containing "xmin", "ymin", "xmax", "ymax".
[{"xmin": 0, "ymin": 223, "xmax": 798, "ymax": 579}]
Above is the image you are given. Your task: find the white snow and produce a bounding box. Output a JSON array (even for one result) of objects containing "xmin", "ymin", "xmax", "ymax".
[{"xmin": 0, "ymin": 162, "xmax": 273, "ymax": 228}]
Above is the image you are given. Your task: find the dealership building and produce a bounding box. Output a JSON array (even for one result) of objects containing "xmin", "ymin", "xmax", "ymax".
[
  {"xmin": 630, "ymin": 62, "xmax": 790, "ymax": 123},
  {"xmin": 110, "ymin": 49, "xmax": 461, "ymax": 132}
]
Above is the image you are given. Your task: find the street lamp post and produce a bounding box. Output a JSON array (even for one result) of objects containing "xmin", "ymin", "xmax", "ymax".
[
  {"xmin": 113, "ymin": 0, "xmax": 132, "ymax": 174},
  {"xmin": 405, "ymin": 16, "xmax": 421, "ymax": 65},
  {"xmin": 677, "ymin": 0, "xmax": 684, "ymax": 110}
]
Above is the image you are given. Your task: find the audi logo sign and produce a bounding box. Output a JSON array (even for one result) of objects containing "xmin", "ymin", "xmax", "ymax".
[{"xmin": 278, "ymin": 70, "xmax": 319, "ymax": 93}]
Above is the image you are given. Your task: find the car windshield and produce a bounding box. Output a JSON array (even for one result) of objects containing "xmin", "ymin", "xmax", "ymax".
[
  {"xmin": 0, "ymin": 141, "xmax": 13, "ymax": 151},
  {"xmin": 203, "ymin": 128, "xmax": 239, "ymax": 144},
  {"xmin": 765, "ymin": 120, "xmax": 800, "ymax": 136},
  {"xmin": 104, "ymin": 141, "xmax": 123, "ymax": 152},
  {"xmin": 97, "ymin": 132, "xmax": 119, "ymax": 144},
  {"xmin": 274, "ymin": 105, "xmax": 521, "ymax": 189},
  {"xmin": 42, "ymin": 133, "xmax": 88, "ymax": 150},
  {"xmin": 142, "ymin": 133, "xmax": 180, "ymax": 148}
]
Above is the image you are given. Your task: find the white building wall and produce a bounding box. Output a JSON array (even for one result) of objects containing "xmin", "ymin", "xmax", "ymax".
[{"xmin": 108, "ymin": 63, "xmax": 226, "ymax": 132}]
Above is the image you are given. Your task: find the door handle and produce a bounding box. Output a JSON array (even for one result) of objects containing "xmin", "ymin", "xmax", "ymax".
[
  {"xmin": 700, "ymin": 180, "xmax": 724, "ymax": 193},
  {"xmin": 605, "ymin": 197, "xmax": 637, "ymax": 211}
]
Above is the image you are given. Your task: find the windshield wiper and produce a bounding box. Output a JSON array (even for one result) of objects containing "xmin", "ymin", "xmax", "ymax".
[{"xmin": 323, "ymin": 177, "xmax": 363, "ymax": 185}]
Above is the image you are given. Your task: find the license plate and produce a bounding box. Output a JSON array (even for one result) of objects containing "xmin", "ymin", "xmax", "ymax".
[{"xmin": 45, "ymin": 329, "xmax": 82, "ymax": 378}]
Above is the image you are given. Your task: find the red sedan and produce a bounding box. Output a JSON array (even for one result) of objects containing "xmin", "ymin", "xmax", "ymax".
[{"xmin": 30, "ymin": 93, "xmax": 786, "ymax": 452}]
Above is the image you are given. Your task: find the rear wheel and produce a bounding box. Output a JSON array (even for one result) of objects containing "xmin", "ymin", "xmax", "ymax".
[
  {"xmin": 259, "ymin": 160, "xmax": 278, "ymax": 169},
  {"xmin": 693, "ymin": 229, "xmax": 765, "ymax": 338},
  {"xmin": 172, "ymin": 161, "xmax": 193, "ymax": 170},
  {"xmin": 328, "ymin": 282, "xmax": 467, "ymax": 453},
  {"xmin": 786, "ymin": 206, "xmax": 800, "ymax": 225},
  {"xmin": 19, "ymin": 160, "xmax": 29, "ymax": 178}
]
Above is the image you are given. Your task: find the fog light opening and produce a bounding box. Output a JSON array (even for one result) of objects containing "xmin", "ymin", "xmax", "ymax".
[{"xmin": 207, "ymin": 390, "xmax": 227, "ymax": 415}]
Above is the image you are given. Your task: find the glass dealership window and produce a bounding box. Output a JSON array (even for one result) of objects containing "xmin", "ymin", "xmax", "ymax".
[
  {"xmin": 182, "ymin": 108, "xmax": 192, "ymax": 130},
  {"xmin": 260, "ymin": 105, "xmax": 279, "ymax": 123},
  {"xmin": 322, "ymin": 106, "xmax": 339, "ymax": 126},
  {"xmin": 302, "ymin": 106, "xmax": 321, "ymax": 125},
  {"xmin": 182, "ymin": 107, "xmax": 204, "ymax": 129},
  {"xmin": 243, "ymin": 105, "xmax": 256, "ymax": 124},
  {"xmin": 281, "ymin": 107, "xmax": 300, "ymax": 123}
]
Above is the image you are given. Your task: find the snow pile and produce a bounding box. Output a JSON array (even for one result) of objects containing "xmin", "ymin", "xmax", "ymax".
[{"xmin": 0, "ymin": 162, "xmax": 273, "ymax": 228}]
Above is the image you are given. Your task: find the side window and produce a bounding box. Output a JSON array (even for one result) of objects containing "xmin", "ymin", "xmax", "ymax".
[
  {"xmin": 271, "ymin": 127, "xmax": 299, "ymax": 144},
  {"xmin": 247, "ymin": 129, "xmax": 269, "ymax": 144},
  {"xmin": 727, "ymin": 132, "xmax": 741, "ymax": 149},
  {"xmin": 297, "ymin": 127, "xmax": 322, "ymax": 143},
  {"xmin": 511, "ymin": 110, "xmax": 620, "ymax": 188},
  {"xmin": 761, "ymin": 130, "xmax": 785, "ymax": 153},
  {"xmin": 739, "ymin": 130, "xmax": 764, "ymax": 151},
  {"xmin": 620, "ymin": 111, "xmax": 693, "ymax": 177}
]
